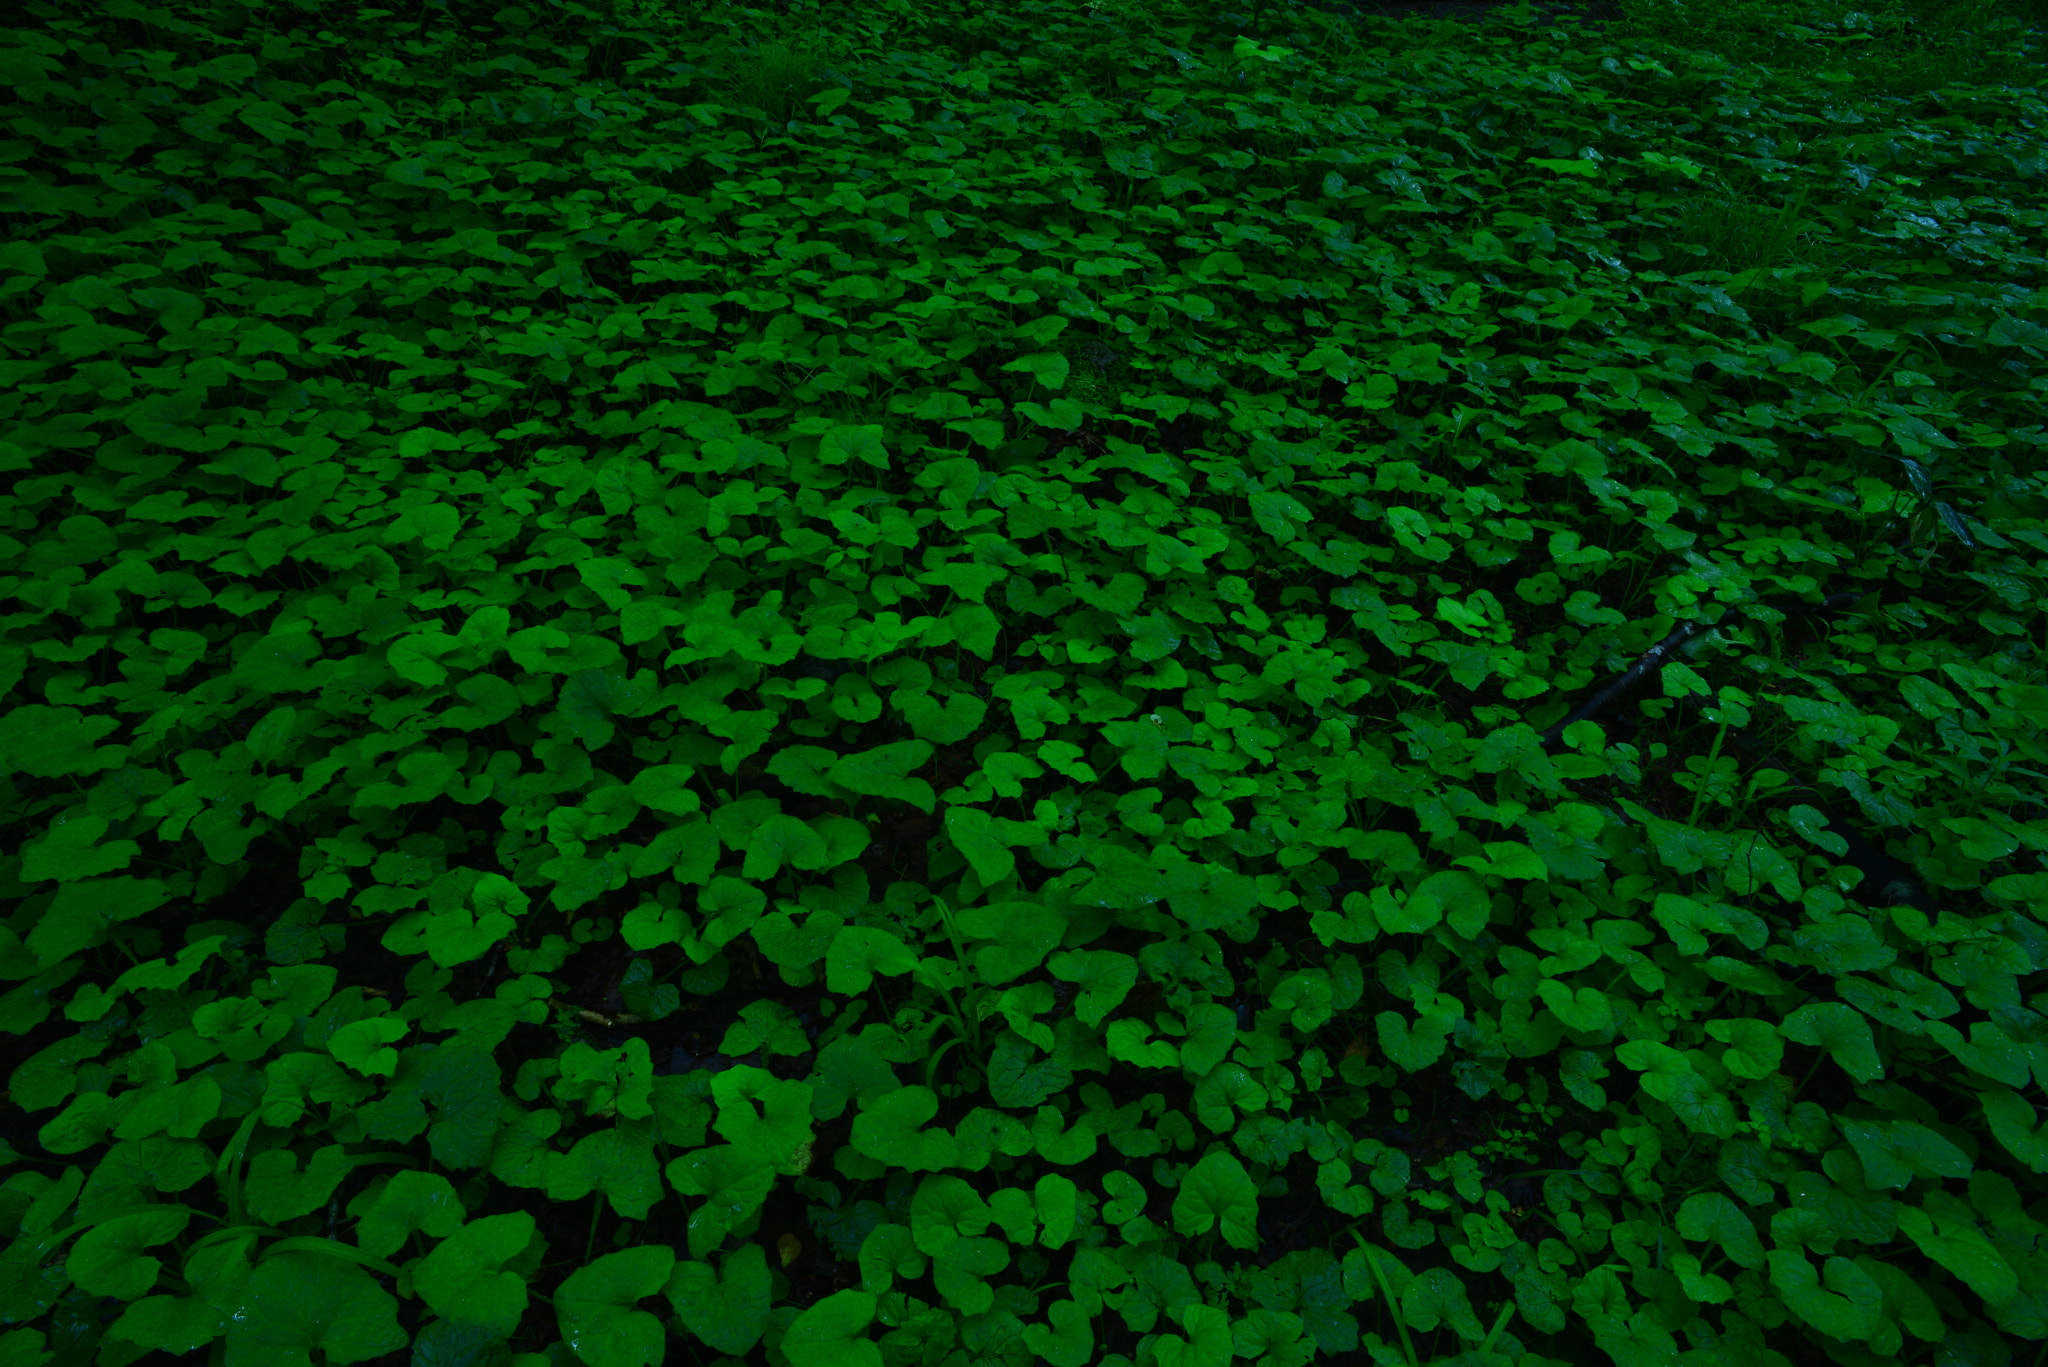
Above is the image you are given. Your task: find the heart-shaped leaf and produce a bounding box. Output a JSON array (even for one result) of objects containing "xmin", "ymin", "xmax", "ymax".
[
  {"xmin": 663, "ymin": 1242, "xmax": 770, "ymax": 1356},
  {"xmin": 555, "ymin": 1245, "xmax": 674, "ymax": 1367}
]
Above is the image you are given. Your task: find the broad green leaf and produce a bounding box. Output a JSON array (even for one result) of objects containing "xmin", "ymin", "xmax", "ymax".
[
  {"xmin": 709, "ymin": 1065, "xmax": 816, "ymax": 1175},
  {"xmin": 1670, "ymin": 1252, "xmax": 1732, "ymax": 1304},
  {"xmin": 1895, "ymin": 1197, "xmax": 2018, "ymax": 1304},
  {"xmin": 414, "ymin": 1212, "xmax": 539, "ymax": 1340},
  {"xmin": 351, "ymin": 1169, "xmax": 466, "ymax": 1260},
  {"xmin": 718, "ymin": 999, "xmax": 810, "ymax": 1057},
  {"xmin": 1172, "ymin": 1149, "xmax": 1259, "ymax": 1250},
  {"xmin": 327, "ymin": 1017, "xmax": 409, "ymax": 1078},
  {"xmin": 223, "ymin": 1251, "xmax": 408, "ymax": 1367},
  {"xmin": 912, "ymin": 1175, "xmax": 992, "ymax": 1258},
  {"xmin": 1046, "ymin": 949, "xmax": 1138, "ymax": 1028},
  {"xmin": 1766, "ymin": 1249, "xmax": 1883, "ymax": 1343},
  {"xmin": 855, "ymin": 1224, "xmax": 925, "ymax": 1298},
  {"xmin": 985, "ymin": 1032, "xmax": 1071, "ymax": 1109},
  {"xmin": 666, "ymin": 1145, "xmax": 777, "ymax": 1260},
  {"xmin": 1534, "ymin": 980, "xmax": 1612, "ymax": 1033},
  {"xmin": 1675, "ymin": 1191, "xmax": 1764, "ymax": 1269},
  {"xmin": 1400, "ymin": 1267, "xmax": 1485, "ymax": 1340},
  {"xmin": 1035, "ymin": 1173, "xmax": 1078, "ymax": 1249},
  {"xmin": 932, "ymin": 1235, "xmax": 1008, "ymax": 1314},
  {"xmin": 1021, "ymin": 1298, "xmax": 1094, "ymax": 1367},
  {"xmin": 548, "ymin": 1126, "xmax": 662, "ymax": 1219},
  {"xmin": 1853, "ymin": 1255, "xmax": 1946, "ymax": 1346},
  {"xmin": 1178, "ymin": 1003, "xmax": 1239, "ymax": 1076},
  {"xmin": 1154, "ymin": 1302, "xmax": 1231, "ymax": 1367},
  {"xmin": 826, "ymin": 926, "xmax": 918, "ymax": 996},
  {"xmin": 1778, "ymin": 1002, "xmax": 1884, "ymax": 1083},
  {"xmin": 556, "ymin": 1245, "xmax": 674, "ymax": 1367},
  {"xmin": 68, "ymin": 1207, "xmax": 191, "ymax": 1300},
  {"xmin": 1106, "ymin": 1018, "xmax": 1180, "ymax": 1069},
  {"xmin": 663, "ymin": 1242, "xmax": 769, "ymax": 1356},
  {"xmin": 1376, "ymin": 1008, "xmax": 1454, "ymax": 1072},
  {"xmin": 1705, "ymin": 1018, "xmax": 1782, "ymax": 1079},
  {"xmin": 1101, "ymin": 1170, "xmax": 1146, "ymax": 1227},
  {"xmin": 1837, "ymin": 1117, "xmax": 1971, "ymax": 1190},
  {"xmin": 1270, "ymin": 972, "xmax": 1334, "ymax": 1033},
  {"xmin": 245, "ymin": 1145, "xmax": 354, "ymax": 1227},
  {"xmin": 1373, "ymin": 887, "xmax": 1443, "ymax": 935},
  {"xmin": 743, "ymin": 812, "xmax": 831, "ymax": 880},
  {"xmin": 383, "ymin": 900, "xmax": 516, "ymax": 969},
  {"xmin": 107, "ymin": 1294, "xmax": 225, "ymax": 1354},
  {"xmin": 827, "ymin": 741, "xmax": 935, "ymax": 813},
  {"xmin": 410, "ymin": 1319, "xmax": 512, "ymax": 1367},
  {"xmin": 1030, "ymin": 1104, "xmax": 1095, "ymax": 1165},
  {"xmin": 1982, "ymin": 1088, "xmax": 2048, "ymax": 1174},
  {"xmin": 852, "ymin": 1086, "xmax": 960, "ymax": 1173},
  {"xmin": 781, "ymin": 1289, "xmax": 881, "ymax": 1367}
]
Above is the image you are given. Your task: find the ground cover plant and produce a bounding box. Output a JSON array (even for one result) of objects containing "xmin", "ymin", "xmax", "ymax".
[{"xmin": 0, "ymin": 0, "xmax": 2045, "ymax": 1363}]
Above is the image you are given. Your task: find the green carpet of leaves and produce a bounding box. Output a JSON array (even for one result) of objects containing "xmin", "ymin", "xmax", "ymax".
[{"xmin": 1, "ymin": 0, "xmax": 2046, "ymax": 1364}]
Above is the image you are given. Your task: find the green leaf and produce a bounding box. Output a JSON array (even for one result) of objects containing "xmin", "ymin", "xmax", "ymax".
[
  {"xmin": 665, "ymin": 1145, "xmax": 777, "ymax": 1260},
  {"xmin": 709, "ymin": 1065, "xmax": 816, "ymax": 1176},
  {"xmin": 1270, "ymin": 972, "xmax": 1334, "ymax": 1033},
  {"xmin": 1778, "ymin": 1002, "xmax": 1884, "ymax": 1083},
  {"xmin": 663, "ymin": 1242, "xmax": 770, "ymax": 1356},
  {"xmin": 409, "ymin": 1319, "xmax": 512, "ymax": 1367},
  {"xmin": 1105, "ymin": 1018, "xmax": 1180, "ymax": 1070},
  {"xmin": 1021, "ymin": 1298, "xmax": 1094, "ymax": 1367},
  {"xmin": 1895, "ymin": 1196, "xmax": 2019, "ymax": 1304},
  {"xmin": 986, "ymin": 1187, "xmax": 1037, "ymax": 1246},
  {"xmin": 1171, "ymin": 1149, "xmax": 1260, "ymax": 1250},
  {"xmin": 548, "ymin": 1126, "xmax": 663, "ymax": 1220},
  {"xmin": 351, "ymin": 1169, "xmax": 466, "ymax": 1260},
  {"xmin": 1035, "ymin": 1173, "xmax": 1079, "ymax": 1249},
  {"xmin": 1534, "ymin": 980, "xmax": 1612, "ymax": 1033},
  {"xmin": 1675, "ymin": 1191, "xmax": 1764, "ymax": 1269},
  {"xmin": 1154, "ymin": 1302, "xmax": 1231, "ymax": 1367},
  {"xmin": 1376, "ymin": 1007, "xmax": 1455, "ymax": 1072},
  {"xmin": 827, "ymin": 740, "xmax": 935, "ymax": 813},
  {"xmin": 222, "ymin": 1251, "xmax": 408, "ymax": 1367},
  {"xmin": 743, "ymin": 812, "xmax": 831, "ymax": 880},
  {"xmin": 1765, "ymin": 1249, "xmax": 1883, "ymax": 1343},
  {"xmin": 826, "ymin": 926, "xmax": 919, "ymax": 996},
  {"xmin": 107, "ymin": 1294, "xmax": 225, "ymax": 1355},
  {"xmin": 1670, "ymin": 1252, "xmax": 1733, "ymax": 1304},
  {"xmin": 911, "ymin": 1175, "xmax": 991, "ymax": 1258},
  {"xmin": 933, "ymin": 1235, "xmax": 1008, "ymax": 1314},
  {"xmin": 327, "ymin": 1017, "xmax": 409, "ymax": 1079},
  {"xmin": 1704, "ymin": 1017, "xmax": 1783, "ymax": 1079},
  {"xmin": 1982, "ymin": 1087, "xmax": 2048, "ymax": 1174},
  {"xmin": 415, "ymin": 1212, "xmax": 539, "ymax": 1340},
  {"xmin": 245, "ymin": 1145, "xmax": 354, "ymax": 1227},
  {"xmin": 1400, "ymin": 1267, "xmax": 1485, "ymax": 1340},
  {"xmin": 555, "ymin": 1245, "xmax": 674, "ymax": 1367},
  {"xmin": 781, "ymin": 1289, "xmax": 881, "ymax": 1367},
  {"xmin": 1372, "ymin": 886, "xmax": 1443, "ymax": 935},
  {"xmin": 617, "ymin": 957, "xmax": 680, "ymax": 1022},
  {"xmin": 855, "ymin": 1223, "xmax": 925, "ymax": 1297},
  {"xmin": 68, "ymin": 1207, "xmax": 191, "ymax": 1300},
  {"xmin": 1046, "ymin": 950, "xmax": 1137, "ymax": 1028},
  {"xmin": 847, "ymin": 1082, "xmax": 958, "ymax": 1172},
  {"xmin": 984, "ymin": 1033, "xmax": 1071, "ymax": 1110},
  {"xmin": 1178, "ymin": 1003, "xmax": 1238, "ymax": 1076},
  {"xmin": 1837, "ymin": 1117, "xmax": 1972, "ymax": 1190},
  {"xmin": 719, "ymin": 1000, "xmax": 811, "ymax": 1057}
]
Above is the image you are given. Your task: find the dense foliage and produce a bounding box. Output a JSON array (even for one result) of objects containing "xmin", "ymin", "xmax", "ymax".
[{"xmin": 1, "ymin": 0, "xmax": 2045, "ymax": 1364}]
